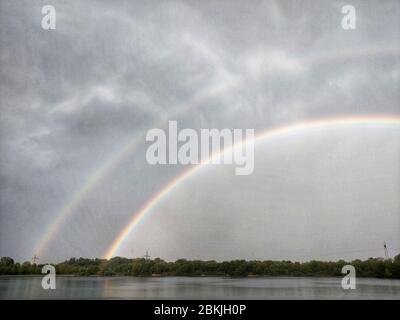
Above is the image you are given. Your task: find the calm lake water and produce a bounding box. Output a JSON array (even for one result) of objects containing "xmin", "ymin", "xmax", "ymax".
[{"xmin": 1, "ymin": 276, "xmax": 400, "ymax": 299}]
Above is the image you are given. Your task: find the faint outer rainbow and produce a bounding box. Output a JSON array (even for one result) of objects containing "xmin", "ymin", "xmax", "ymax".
[
  {"xmin": 103, "ymin": 115, "xmax": 400, "ymax": 259},
  {"xmin": 33, "ymin": 77, "xmax": 240, "ymax": 259}
]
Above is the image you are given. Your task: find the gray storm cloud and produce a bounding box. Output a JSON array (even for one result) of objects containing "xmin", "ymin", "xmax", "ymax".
[{"xmin": 0, "ymin": 0, "xmax": 399, "ymax": 262}]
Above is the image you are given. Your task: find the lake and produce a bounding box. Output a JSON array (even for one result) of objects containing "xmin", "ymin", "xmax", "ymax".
[{"xmin": 1, "ymin": 276, "xmax": 400, "ymax": 299}]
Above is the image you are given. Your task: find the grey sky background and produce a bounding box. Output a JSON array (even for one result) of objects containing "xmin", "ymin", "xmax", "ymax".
[{"xmin": 0, "ymin": 0, "xmax": 399, "ymax": 262}]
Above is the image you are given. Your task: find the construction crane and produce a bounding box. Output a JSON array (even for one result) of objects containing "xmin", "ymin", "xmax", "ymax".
[{"xmin": 384, "ymin": 242, "xmax": 390, "ymax": 260}]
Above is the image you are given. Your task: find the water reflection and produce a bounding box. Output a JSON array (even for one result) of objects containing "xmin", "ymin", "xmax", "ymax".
[{"xmin": 1, "ymin": 276, "xmax": 400, "ymax": 299}]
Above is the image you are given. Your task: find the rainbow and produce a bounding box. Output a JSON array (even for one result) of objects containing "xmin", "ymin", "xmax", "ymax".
[
  {"xmin": 33, "ymin": 43, "xmax": 399, "ymax": 259},
  {"xmin": 103, "ymin": 115, "xmax": 400, "ymax": 259}
]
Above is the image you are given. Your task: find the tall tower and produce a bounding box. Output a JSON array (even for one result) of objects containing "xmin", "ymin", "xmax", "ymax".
[
  {"xmin": 384, "ymin": 242, "xmax": 390, "ymax": 260},
  {"xmin": 31, "ymin": 255, "xmax": 39, "ymax": 264},
  {"xmin": 144, "ymin": 250, "xmax": 151, "ymax": 260}
]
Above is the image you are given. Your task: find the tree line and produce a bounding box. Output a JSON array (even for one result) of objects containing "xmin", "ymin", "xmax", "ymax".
[{"xmin": 1, "ymin": 255, "xmax": 400, "ymax": 278}]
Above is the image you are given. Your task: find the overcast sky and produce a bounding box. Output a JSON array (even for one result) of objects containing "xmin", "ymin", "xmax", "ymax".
[{"xmin": 0, "ymin": 0, "xmax": 399, "ymax": 262}]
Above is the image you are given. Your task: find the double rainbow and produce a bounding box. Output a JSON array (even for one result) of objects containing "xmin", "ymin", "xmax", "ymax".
[{"xmin": 33, "ymin": 43, "xmax": 400, "ymax": 259}]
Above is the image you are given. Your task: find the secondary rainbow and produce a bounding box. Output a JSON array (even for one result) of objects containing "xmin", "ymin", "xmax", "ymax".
[
  {"xmin": 104, "ymin": 115, "xmax": 400, "ymax": 259},
  {"xmin": 33, "ymin": 76, "xmax": 239, "ymax": 259}
]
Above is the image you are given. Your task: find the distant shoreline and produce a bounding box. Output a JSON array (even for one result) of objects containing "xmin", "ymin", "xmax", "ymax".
[
  {"xmin": 1, "ymin": 256, "xmax": 400, "ymax": 279},
  {"xmin": 2, "ymin": 274, "xmax": 400, "ymax": 281}
]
